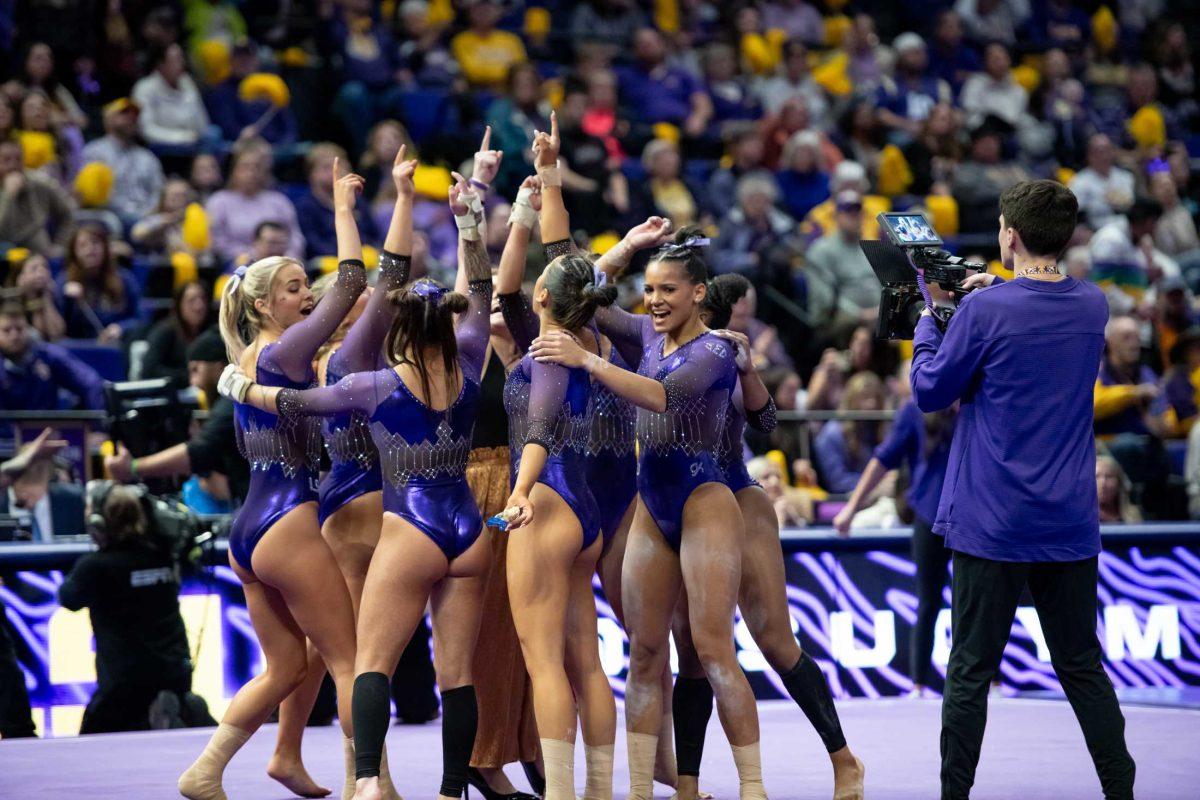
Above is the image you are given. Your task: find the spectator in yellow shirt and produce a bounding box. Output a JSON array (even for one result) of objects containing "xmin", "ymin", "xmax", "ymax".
[{"xmin": 450, "ymin": 0, "xmax": 527, "ymax": 90}]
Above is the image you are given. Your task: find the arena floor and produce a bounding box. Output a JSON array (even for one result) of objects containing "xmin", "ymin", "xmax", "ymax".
[{"xmin": 2, "ymin": 698, "xmax": 1195, "ymax": 799}]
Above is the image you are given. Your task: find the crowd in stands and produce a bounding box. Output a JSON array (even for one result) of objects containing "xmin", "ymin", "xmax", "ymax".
[{"xmin": 0, "ymin": 0, "xmax": 1198, "ymax": 530}]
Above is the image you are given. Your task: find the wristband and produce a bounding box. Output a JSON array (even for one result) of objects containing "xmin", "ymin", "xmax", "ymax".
[
  {"xmin": 509, "ymin": 202, "xmax": 537, "ymax": 229},
  {"xmin": 536, "ymin": 162, "xmax": 562, "ymax": 188},
  {"xmin": 454, "ymin": 212, "xmax": 481, "ymax": 240},
  {"xmin": 469, "ymin": 178, "xmax": 490, "ymax": 193},
  {"xmin": 130, "ymin": 458, "xmax": 140, "ymax": 481}
]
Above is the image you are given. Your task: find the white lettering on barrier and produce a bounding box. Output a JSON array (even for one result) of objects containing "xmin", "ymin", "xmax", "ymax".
[
  {"xmin": 830, "ymin": 611, "xmax": 896, "ymax": 668},
  {"xmin": 1105, "ymin": 604, "xmax": 1181, "ymax": 662}
]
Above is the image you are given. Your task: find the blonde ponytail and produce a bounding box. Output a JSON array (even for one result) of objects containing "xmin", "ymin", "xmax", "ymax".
[{"xmin": 217, "ymin": 256, "xmax": 303, "ymax": 365}]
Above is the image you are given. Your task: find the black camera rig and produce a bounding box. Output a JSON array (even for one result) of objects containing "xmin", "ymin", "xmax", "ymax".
[{"xmin": 860, "ymin": 212, "xmax": 987, "ymax": 339}]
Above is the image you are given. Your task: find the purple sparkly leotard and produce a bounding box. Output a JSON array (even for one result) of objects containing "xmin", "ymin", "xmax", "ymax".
[
  {"xmin": 229, "ymin": 259, "xmax": 368, "ymax": 572},
  {"xmin": 271, "ymin": 278, "xmax": 493, "ymax": 560},
  {"xmin": 503, "ymin": 345, "xmax": 602, "ymax": 551},
  {"xmin": 717, "ymin": 382, "xmax": 778, "ymax": 494},
  {"xmin": 318, "ymin": 251, "xmax": 411, "ymax": 524},
  {"xmin": 594, "ymin": 305, "xmax": 738, "ymax": 551}
]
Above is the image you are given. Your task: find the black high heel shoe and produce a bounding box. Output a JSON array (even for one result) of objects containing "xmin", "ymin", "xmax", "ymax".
[
  {"xmin": 466, "ymin": 767, "xmax": 539, "ymax": 800},
  {"xmin": 520, "ymin": 760, "xmax": 545, "ymax": 797}
]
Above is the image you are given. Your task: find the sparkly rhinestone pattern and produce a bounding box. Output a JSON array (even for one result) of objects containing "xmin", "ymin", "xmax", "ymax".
[
  {"xmin": 237, "ymin": 413, "xmax": 323, "ymax": 477},
  {"xmin": 372, "ymin": 418, "xmax": 471, "ymax": 486},
  {"xmin": 503, "ymin": 369, "xmax": 592, "ymax": 456}
]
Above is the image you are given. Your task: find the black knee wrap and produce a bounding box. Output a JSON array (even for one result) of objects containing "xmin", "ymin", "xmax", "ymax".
[
  {"xmin": 439, "ymin": 685, "xmax": 478, "ymax": 798},
  {"xmin": 781, "ymin": 652, "xmax": 847, "ymax": 753},
  {"xmin": 353, "ymin": 672, "xmax": 391, "ymax": 779},
  {"xmin": 673, "ymin": 676, "xmax": 714, "ymax": 777}
]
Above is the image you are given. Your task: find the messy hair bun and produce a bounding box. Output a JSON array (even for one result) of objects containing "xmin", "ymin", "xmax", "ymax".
[
  {"xmin": 702, "ymin": 273, "xmax": 752, "ymax": 330},
  {"xmin": 544, "ymin": 252, "xmax": 618, "ymax": 331},
  {"xmin": 382, "ymin": 280, "xmax": 467, "ymax": 403}
]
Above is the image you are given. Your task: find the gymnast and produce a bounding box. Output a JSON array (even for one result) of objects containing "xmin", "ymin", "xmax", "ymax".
[
  {"xmin": 179, "ymin": 161, "xmax": 368, "ymax": 800},
  {"xmin": 270, "ymin": 145, "xmax": 419, "ymax": 800},
  {"xmin": 530, "ymin": 112, "xmax": 769, "ymax": 800},
  {"xmin": 671, "ymin": 274, "xmax": 866, "ymax": 800},
  {"xmin": 218, "ymin": 173, "xmax": 495, "ymax": 800},
  {"xmin": 491, "ymin": 172, "xmax": 618, "ymax": 800}
]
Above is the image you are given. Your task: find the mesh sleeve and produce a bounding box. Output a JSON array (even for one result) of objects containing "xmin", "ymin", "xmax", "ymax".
[
  {"xmin": 275, "ymin": 368, "xmax": 396, "ymax": 420},
  {"xmin": 745, "ymin": 396, "xmax": 777, "ymax": 434},
  {"xmin": 662, "ymin": 337, "xmax": 736, "ymax": 412},
  {"xmin": 543, "ymin": 238, "xmax": 575, "ymax": 260},
  {"xmin": 456, "ymin": 278, "xmax": 493, "ymax": 381},
  {"xmin": 499, "ymin": 290, "xmax": 539, "ymax": 353},
  {"xmin": 338, "ymin": 251, "xmax": 410, "ymax": 372},
  {"xmin": 593, "ymin": 305, "xmax": 650, "ymax": 369},
  {"xmin": 525, "ymin": 359, "xmax": 569, "ymax": 450},
  {"xmin": 265, "ymin": 259, "xmax": 367, "ymax": 381}
]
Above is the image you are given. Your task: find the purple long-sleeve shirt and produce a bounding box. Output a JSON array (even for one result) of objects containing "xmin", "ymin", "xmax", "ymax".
[
  {"xmin": 910, "ymin": 276, "xmax": 1109, "ymax": 562},
  {"xmin": 205, "ymin": 188, "xmax": 305, "ymax": 263}
]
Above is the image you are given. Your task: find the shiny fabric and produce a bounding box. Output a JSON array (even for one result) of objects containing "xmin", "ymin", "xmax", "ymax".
[
  {"xmin": 387, "ymin": 475, "xmax": 482, "ymax": 560},
  {"xmin": 504, "ymin": 354, "xmax": 601, "ymax": 551},
  {"xmin": 229, "ymin": 349, "xmax": 323, "ymax": 572},
  {"xmin": 716, "ymin": 383, "xmax": 778, "ymax": 495},
  {"xmin": 586, "ymin": 338, "xmax": 638, "ymax": 543},
  {"xmin": 318, "ymin": 357, "xmax": 382, "ymax": 525},
  {"xmin": 466, "ymin": 446, "xmax": 539, "ymax": 768}
]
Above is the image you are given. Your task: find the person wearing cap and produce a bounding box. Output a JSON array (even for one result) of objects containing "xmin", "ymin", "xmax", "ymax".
[
  {"xmin": 104, "ymin": 327, "xmax": 248, "ymax": 506},
  {"xmin": 81, "ymin": 98, "xmax": 165, "ymax": 225},
  {"xmin": 874, "ymin": 33, "xmax": 952, "ymax": 140},
  {"xmin": 804, "ymin": 190, "xmax": 880, "ymax": 329}
]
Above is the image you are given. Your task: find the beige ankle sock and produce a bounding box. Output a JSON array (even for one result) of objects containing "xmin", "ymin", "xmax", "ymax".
[
  {"xmin": 342, "ymin": 737, "xmax": 356, "ymax": 800},
  {"xmin": 731, "ymin": 742, "xmax": 769, "ymax": 800},
  {"xmin": 625, "ymin": 732, "xmax": 658, "ymax": 800},
  {"xmin": 178, "ymin": 723, "xmax": 251, "ymax": 800},
  {"xmin": 582, "ymin": 743, "xmax": 614, "ymax": 800},
  {"xmin": 379, "ymin": 742, "xmax": 403, "ymax": 800},
  {"xmin": 541, "ymin": 738, "xmax": 577, "ymax": 800}
]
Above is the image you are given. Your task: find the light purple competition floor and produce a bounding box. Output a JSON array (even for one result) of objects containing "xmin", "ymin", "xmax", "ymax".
[{"xmin": 2, "ymin": 698, "xmax": 1197, "ymax": 799}]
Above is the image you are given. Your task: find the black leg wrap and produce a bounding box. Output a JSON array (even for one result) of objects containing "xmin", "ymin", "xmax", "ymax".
[
  {"xmin": 782, "ymin": 652, "xmax": 847, "ymax": 753},
  {"xmin": 353, "ymin": 672, "xmax": 391, "ymax": 779},
  {"xmin": 673, "ymin": 676, "xmax": 714, "ymax": 777},
  {"xmin": 439, "ymin": 685, "xmax": 478, "ymax": 798}
]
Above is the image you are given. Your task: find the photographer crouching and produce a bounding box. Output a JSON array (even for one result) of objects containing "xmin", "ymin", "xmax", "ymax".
[
  {"xmin": 910, "ymin": 181, "xmax": 1136, "ymax": 799},
  {"xmin": 57, "ymin": 483, "xmax": 216, "ymax": 734}
]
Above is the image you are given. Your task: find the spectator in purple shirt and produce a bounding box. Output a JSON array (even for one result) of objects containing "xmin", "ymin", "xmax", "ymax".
[
  {"xmin": 317, "ymin": 0, "xmax": 404, "ymax": 155},
  {"xmin": 910, "ymin": 180, "xmax": 1136, "ymax": 799},
  {"xmin": 293, "ymin": 143, "xmax": 380, "ymax": 258},
  {"xmin": 814, "ymin": 371, "xmax": 888, "ymax": 492},
  {"xmin": 203, "ymin": 41, "xmax": 299, "ymax": 148},
  {"xmin": 616, "ymin": 28, "xmax": 713, "ymax": 139},
  {"xmin": 204, "ymin": 138, "xmax": 304, "ymax": 264},
  {"xmin": 702, "ymin": 42, "xmax": 762, "ymax": 135},
  {"xmin": 875, "ymin": 33, "xmax": 953, "ymax": 142},
  {"xmin": 0, "ymin": 304, "xmax": 105, "ymax": 412},
  {"xmin": 927, "ymin": 10, "xmax": 982, "ymax": 94}
]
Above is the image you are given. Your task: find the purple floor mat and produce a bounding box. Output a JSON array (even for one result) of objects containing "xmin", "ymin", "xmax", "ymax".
[{"xmin": 1, "ymin": 698, "xmax": 1195, "ymax": 799}]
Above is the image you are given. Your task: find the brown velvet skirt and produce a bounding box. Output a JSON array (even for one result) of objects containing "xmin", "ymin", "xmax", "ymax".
[{"xmin": 466, "ymin": 446, "xmax": 539, "ymax": 767}]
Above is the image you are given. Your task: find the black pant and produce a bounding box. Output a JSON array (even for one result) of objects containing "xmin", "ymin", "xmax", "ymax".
[
  {"xmin": 941, "ymin": 552, "xmax": 1136, "ymax": 800},
  {"xmin": 0, "ymin": 596, "xmax": 36, "ymax": 738},
  {"xmin": 910, "ymin": 517, "xmax": 951, "ymax": 687}
]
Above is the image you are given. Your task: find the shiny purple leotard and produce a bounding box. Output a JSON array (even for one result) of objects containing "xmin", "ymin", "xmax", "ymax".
[
  {"xmin": 273, "ymin": 279, "xmax": 493, "ymax": 559},
  {"xmin": 594, "ymin": 305, "xmax": 738, "ymax": 551},
  {"xmin": 229, "ymin": 259, "xmax": 368, "ymax": 572},
  {"xmin": 503, "ymin": 350, "xmax": 602, "ymax": 551},
  {"xmin": 317, "ymin": 251, "xmax": 411, "ymax": 524},
  {"xmin": 498, "ymin": 291, "xmax": 611, "ymax": 549},
  {"xmin": 717, "ymin": 382, "xmax": 779, "ymax": 494}
]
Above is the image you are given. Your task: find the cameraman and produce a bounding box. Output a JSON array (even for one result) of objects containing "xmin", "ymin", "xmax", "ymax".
[
  {"xmin": 57, "ymin": 484, "xmax": 215, "ymax": 733},
  {"xmin": 910, "ymin": 180, "xmax": 1135, "ymax": 799}
]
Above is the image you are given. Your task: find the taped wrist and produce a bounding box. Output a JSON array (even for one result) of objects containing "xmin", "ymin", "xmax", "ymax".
[{"xmin": 537, "ymin": 162, "xmax": 562, "ymax": 187}]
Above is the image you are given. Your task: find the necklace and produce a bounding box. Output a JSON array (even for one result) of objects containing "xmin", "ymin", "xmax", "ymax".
[{"xmin": 1016, "ymin": 263, "xmax": 1061, "ymax": 278}]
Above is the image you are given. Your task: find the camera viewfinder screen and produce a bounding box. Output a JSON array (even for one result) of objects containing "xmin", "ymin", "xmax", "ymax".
[{"xmin": 880, "ymin": 213, "xmax": 943, "ymax": 247}]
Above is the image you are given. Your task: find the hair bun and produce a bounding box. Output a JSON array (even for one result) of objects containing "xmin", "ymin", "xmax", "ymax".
[{"xmin": 439, "ymin": 291, "xmax": 470, "ymax": 314}]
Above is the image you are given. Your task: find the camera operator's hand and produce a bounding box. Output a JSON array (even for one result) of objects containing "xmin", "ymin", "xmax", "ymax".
[
  {"xmin": 961, "ymin": 272, "xmax": 998, "ymax": 290},
  {"xmin": 105, "ymin": 443, "xmax": 134, "ymax": 483},
  {"xmin": 218, "ymin": 364, "xmax": 253, "ymax": 402}
]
